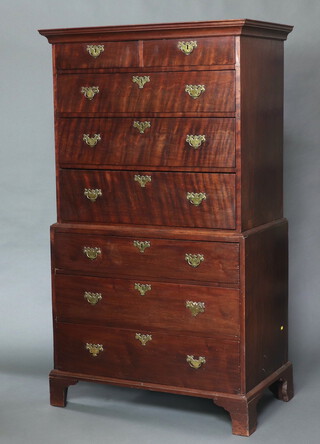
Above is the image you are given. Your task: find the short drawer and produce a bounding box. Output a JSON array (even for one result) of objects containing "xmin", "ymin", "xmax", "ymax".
[
  {"xmin": 53, "ymin": 232, "xmax": 240, "ymax": 285},
  {"xmin": 59, "ymin": 170, "xmax": 236, "ymax": 229},
  {"xmin": 55, "ymin": 41, "xmax": 139, "ymax": 69},
  {"xmin": 57, "ymin": 117, "xmax": 235, "ymax": 168},
  {"xmin": 54, "ymin": 323, "xmax": 241, "ymax": 393},
  {"xmin": 56, "ymin": 71, "xmax": 235, "ymax": 114},
  {"xmin": 54, "ymin": 274, "xmax": 240, "ymax": 337},
  {"xmin": 143, "ymin": 36, "xmax": 235, "ymax": 67}
]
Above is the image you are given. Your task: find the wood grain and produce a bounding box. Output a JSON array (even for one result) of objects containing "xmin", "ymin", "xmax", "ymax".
[
  {"xmin": 240, "ymin": 37, "xmax": 284, "ymax": 230},
  {"xmin": 143, "ymin": 36, "xmax": 234, "ymax": 66},
  {"xmin": 54, "ymin": 322, "xmax": 241, "ymax": 393},
  {"xmin": 58, "ymin": 169, "xmax": 236, "ymax": 229},
  {"xmin": 57, "ymin": 117, "xmax": 235, "ymax": 168},
  {"xmin": 56, "ymin": 71, "xmax": 235, "ymax": 114},
  {"xmin": 55, "ymin": 41, "xmax": 139, "ymax": 69},
  {"xmin": 243, "ymin": 220, "xmax": 288, "ymax": 391},
  {"xmin": 54, "ymin": 274, "xmax": 240, "ymax": 336},
  {"xmin": 53, "ymin": 231, "xmax": 240, "ymax": 285}
]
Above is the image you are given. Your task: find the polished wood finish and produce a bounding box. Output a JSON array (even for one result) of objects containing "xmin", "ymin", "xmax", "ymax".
[
  {"xmin": 54, "ymin": 323, "xmax": 240, "ymax": 393},
  {"xmin": 143, "ymin": 37, "xmax": 235, "ymax": 66},
  {"xmin": 53, "ymin": 230, "xmax": 240, "ymax": 285},
  {"xmin": 56, "ymin": 71, "xmax": 235, "ymax": 114},
  {"xmin": 54, "ymin": 274, "xmax": 240, "ymax": 336},
  {"xmin": 57, "ymin": 117, "xmax": 235, "ymax": 169},
  {"xmin": 55, "ymin": 41, "xmax": 139, "ymax": 69},
  {"xmin": 39, "ymin": 19, "xmax": 293, "ymax": 43},
  {"xmin": 240, "ymin": 37, "xmax": 284, "ymax": 230},
  {"xmin": 58, "ymin": 170, "xmax": 236, "ymax": 229},
  {"xmin": 244, "ymin": 221, "xmax": 288, "ymax": 391},
  {"xmin": 40, "ymin": 19, "xmax": 293, "ymax": 436}
]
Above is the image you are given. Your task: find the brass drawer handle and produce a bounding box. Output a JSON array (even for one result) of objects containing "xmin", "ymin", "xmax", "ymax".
[
  {"xmin": 185, "ymin": 253, "xmax": 204, "ymax": 268},
  {"xmin": 178, "ymin": 41, "xmax": 197, "ymax": 55},
  {"xmin": 134, "ymin": 174, "xmax": 151, "ymax": 187},
  {"xmin": 132, "ymin": 75, "xmax": 150, "ymax": 89},
  {"xmin": 84, "ymin": 188, "xmax": 102, "ymax": 202},
  {"xmin": 186, "ymin": 355, "xmax": 206, "ymax": 369},
  {"xmin": 84, "ymin": 291, "xmax": 102, "ymax": 305},
  {"xmin": 133, "ymin": 121, "xmax": 151, "ymax": 134},
  {"xmin": 134, "ymin": 283, "xmax": 152, "ymax": 296},
  {"xmin": 133, "ymin": 240, "xmax": 151, "ymax": 253},
  {"xmin": 185, "ymin": 84, "xmax": 205, "ymax": 99},
  {"xmin": 83, "ymin": 134, "xmax": 101, "ymax": 147},
  {"xmin": 186, "ymin": 135, "xmax": 206, "ymax": 149},
  {"xmin": 186, "ymin": 301, "xmax": 205, "ymax": 317},
  {"xmin": 83, "ymin": 246, "xmax": 101, "ymax": 260},
  {"xmin": 135, "ymin": 333, "xmax": 152, "ymax": 346},
  {"xmin": 86, "ymin": 44, "xmax": 104, "ymax": 58},
  {"xmin": 81, "ymin": 86, "xmax": 99, "ymax": 100},
  {"xmin": 186, "ymin": 192, "xmax": 207, "ymax": 206},
  {"xmin": 86, "ymin": 343, "xmax": 104, "ymax": 357}
]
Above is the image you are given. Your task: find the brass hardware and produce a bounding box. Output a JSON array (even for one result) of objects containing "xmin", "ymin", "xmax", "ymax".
[
  {"xmin": 135, "ymin": 333, "xmax": 152, "ymax": 346},
  {"xmin": 133, "ymin": 240, "xmax": 151, "ymax": 253},
  {"xmin": 280, "ymin": 325, "xmax": 284, "ymax": 331},
  {"xmin": 134, "ymin": 174, "xmax": 152, "ymax": 187},
  {"xmin": 86, "ymin": 343, "xmax": 104, "ymax": 357},
  {"xmin": 186, "ymin": 301, "xmax": 205, "ymax": 317},
  {"xmin": 185, "ymin": 253, "xmax": 204, "ymax": 268},
  {"xmin": 186, "ymin": 134, "xmax": 206, "ymax": 149},
  {"xmin": 177, "ymin": 41, "xmax": 197, "ymax": 55},
  {"xmin": 86, "ymin": 44, "xmax": 104, "ymax": 58},
  {"xmin": 186, "ymin": 192, "xmax": 207, "ymax": 206},
  {"xmin": 133, "ymin": 121, "xmax": 151, "ymax": 134},
  {"xmin": 83, "ymin": 247, "xmax": 101, "ymax": 260},
  {"xmin": 83, "ymin": 134, "xmax": 101, "ymax": 147},
  {"xmin": 84, "ymin": 188, "xmax": 102, "ymax": 202},
  {"xmin": 84, "ymin": 291, "xmax": 102, "ymax": 306},
  {"xmin": 186, "ymin": 355, "xmax": 206, "ymax": 369},
  {"xmin": 132, "ymin": 76, "xmax": 150, "ymax": 89},
  {"xmin": 185, "ymin": 84, "xmax": 205, "ymax": 99},
  {"xmin": 134, "ymin": 283, "xmax": 152, "ymax": 296},
  {"xmin": 81, "ymin": 86, "xmax": 99, "ymax": 100}
]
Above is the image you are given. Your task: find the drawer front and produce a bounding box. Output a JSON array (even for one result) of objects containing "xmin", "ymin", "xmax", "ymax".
[
  {"xmin": 57, "ymin": 71, "xmax": 235, "ymax": 113},
  {"xmin": 54, "ymin": 232, "xmax": 240, "ymax": 285},
  {"xmin": 55, "ymin": 41, "xmax": 139, "ymax": 69},
  {"xmin": 57, "ymin": 117, "xmax": 235, "ymax": 168},
  {"xmin": 54, "ymin": 323, "xmax": 241, "ymax": 393},
  {"xmin": 59, "ymin": 170, "xmax": 236, "ymax": 229},
  {"xmin": 54, "ymin": 274, "xmax": 240, "ymax": 337},
  {"xmin": 143, "ymin": 36, "xmax": 235, "ymax": 67}
]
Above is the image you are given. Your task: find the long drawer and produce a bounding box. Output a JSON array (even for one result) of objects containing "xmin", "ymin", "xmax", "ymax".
[
  {"xmin": 56, "ymin": 71, "xmax": 235, "ymax": 113},
  {"xmin": 53, "ymin": 232, "xmax": 240, "ymax": 285},
  {"xmin": 54, "ymin": 323, "xmax": 241, "ymax": 393},
  {"xmin": 59, "ymin": 170, "xmax": 236, "ymax": 229},
  {"xmin": 57, "ymin": 117, "xmax": 235, "ymax": 168},
  {"xmin": 54, "ymin": 274, "xmax": 240, "ymax": 337}
]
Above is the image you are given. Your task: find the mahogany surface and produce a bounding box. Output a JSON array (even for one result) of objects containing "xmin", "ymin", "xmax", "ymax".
[
  {"xmin": 54, "ymin": 274, "xmax": 240, "ymax": 336},
  {"xmin": 56, "ymin": 71, "xmax": 235, "ymax": 114},
  {"xmin": 142, "ymin": 36, "xmax": 235, "ymax": 66},
  {"xmin": 58, "ymin": 169, "xmax": 236, "ymax": 229},
  {"xmin": 40, "ymin": 19, "xmax": 293, "ymax": 436},
  {"xmin": 57, "ymin": 117, "xmax": 235, "ymax": 168},
  {"xmin": 53, "ymin": 230, "xmax": 240, "ymax": 284},
  {"xmin": 55, "ymin": 41, "xmax": 139, "ymax": 69},
  {"xmin": 54, "ymin": 323, "xmax": 241, "ymax": 393}
]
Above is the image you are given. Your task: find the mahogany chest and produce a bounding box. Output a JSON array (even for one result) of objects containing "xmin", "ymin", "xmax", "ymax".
[{"xmin": 39, "ymin": 19, "xmax": 294, "ymax": 436}]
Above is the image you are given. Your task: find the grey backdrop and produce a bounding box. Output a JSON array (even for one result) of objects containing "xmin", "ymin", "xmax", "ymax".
[{"xmin": 1, "ymin": 0, "xmax": 319, "ymax": 443}]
